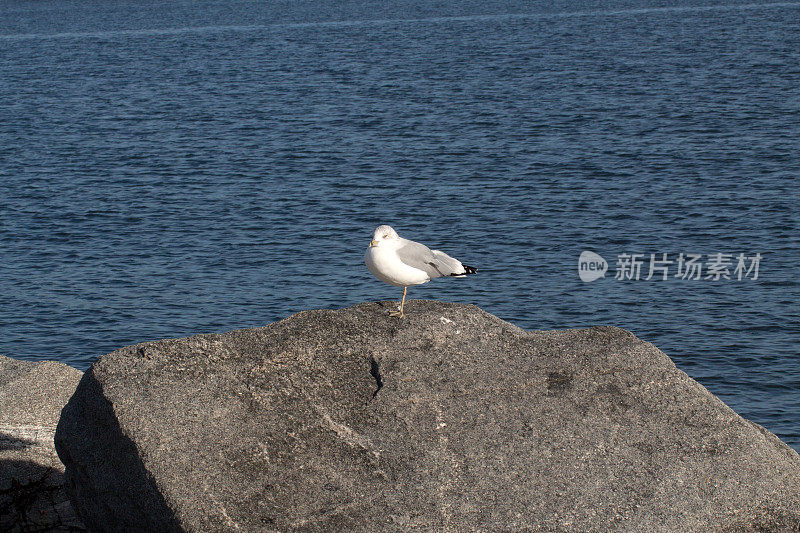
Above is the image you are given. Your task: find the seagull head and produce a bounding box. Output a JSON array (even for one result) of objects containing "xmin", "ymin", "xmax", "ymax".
[{"xmin": 369, "ymin": 225, "xmax": 400, "ymax": 248}]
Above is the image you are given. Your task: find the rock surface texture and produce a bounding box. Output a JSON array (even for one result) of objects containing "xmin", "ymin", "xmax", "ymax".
[
  {"xmin": 56, "ymin": 301, "xmax": 800, "ymax": 532},
  {"xmin": 1, "ymin": 354, "xmax": 85, "ymax": 531}
]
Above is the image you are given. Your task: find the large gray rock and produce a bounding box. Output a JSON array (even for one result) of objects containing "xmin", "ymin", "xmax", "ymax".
[
  {"xmin": 56, "ymin": 301, "xmax": 800, "ymax": 532},
  {"xmin": 1, "ymin": 354, "xmax": 85, "ymax": 531}
]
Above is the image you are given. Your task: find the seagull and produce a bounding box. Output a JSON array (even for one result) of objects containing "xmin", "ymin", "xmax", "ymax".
[{"xmin": 364, "ymin": 225, "xmax": 477, "ymax": 318}]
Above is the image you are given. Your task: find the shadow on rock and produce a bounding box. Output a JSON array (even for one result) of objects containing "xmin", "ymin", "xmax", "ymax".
[
  {"xmin": 0, "ymin": 433, "xmax": 36, "ymax": 453},
  {"xmin": 0, "ymin": 459, "xmax": 85, "ymax": 532}
]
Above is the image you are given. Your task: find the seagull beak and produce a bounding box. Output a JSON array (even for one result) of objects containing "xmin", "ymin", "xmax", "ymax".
[{"xmin": 369, "ymin": 240, "xmax": 379, "ymax": 247}]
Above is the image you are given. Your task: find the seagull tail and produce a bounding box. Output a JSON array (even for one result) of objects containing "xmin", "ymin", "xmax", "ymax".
[{"xmin": 450, "ymin": 264, "xmax": 478, "ymax": 277}]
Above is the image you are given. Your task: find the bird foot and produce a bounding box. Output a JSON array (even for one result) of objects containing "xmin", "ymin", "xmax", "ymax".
[{"xmin": 388, "ymin": 310, "xmax": 405, "ymax": 318}]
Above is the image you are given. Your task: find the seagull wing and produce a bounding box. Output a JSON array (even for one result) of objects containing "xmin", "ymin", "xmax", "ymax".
[{"xmin": 396, "ymin": 238, "xmax": 466, "ymax": 279}]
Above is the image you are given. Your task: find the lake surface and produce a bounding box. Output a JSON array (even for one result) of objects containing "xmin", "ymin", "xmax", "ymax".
[{"xmin": 1, "ymin": 0, "xmax": 798, "ymax": 450}]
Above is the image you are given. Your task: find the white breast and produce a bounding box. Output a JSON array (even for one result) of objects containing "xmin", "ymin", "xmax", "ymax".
[{"xmin": 365, "ymin": 246, "xmax": 430, "ymax": 287}]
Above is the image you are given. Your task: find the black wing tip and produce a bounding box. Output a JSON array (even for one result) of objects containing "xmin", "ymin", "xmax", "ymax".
[{"xmin": 450, "ymin": 265, "xmax": 478, "ymax": 276}]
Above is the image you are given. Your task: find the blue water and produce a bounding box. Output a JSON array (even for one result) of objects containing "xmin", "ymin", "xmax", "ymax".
[{"xmin": 1, "ymin": 0, "xmax": 798, "ymax": 450}]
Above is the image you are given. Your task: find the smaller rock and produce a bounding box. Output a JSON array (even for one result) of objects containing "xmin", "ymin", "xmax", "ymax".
[{"xmin": 0, "ymin": 354, "xmax": 85, "ymax": 532}]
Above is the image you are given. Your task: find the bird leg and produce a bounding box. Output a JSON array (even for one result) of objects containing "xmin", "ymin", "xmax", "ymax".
[{"xmin": 389, "ymin": 286, "xmax": 407, "ymax": 318}]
